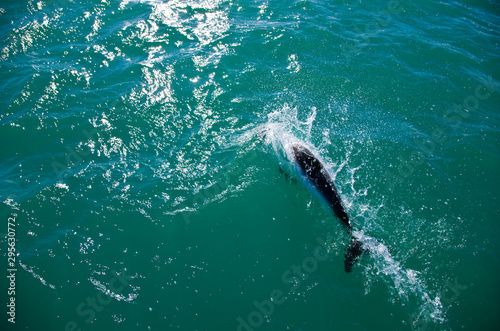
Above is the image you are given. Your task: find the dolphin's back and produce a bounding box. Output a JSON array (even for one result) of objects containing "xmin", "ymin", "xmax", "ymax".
[{"xmin": 292, "ymin": 145, "xmax": 351, "ymax": 231}]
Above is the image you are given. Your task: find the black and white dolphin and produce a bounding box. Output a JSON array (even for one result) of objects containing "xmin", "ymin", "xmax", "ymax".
[{"xmin": 292, "ymin": 144, "xmax": 364, "ymax": 272}]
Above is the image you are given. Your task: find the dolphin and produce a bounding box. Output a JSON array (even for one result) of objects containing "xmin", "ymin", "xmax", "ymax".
[{"xmin": 292, "ymin": 144, "xmax": 364, "ymax": 272}]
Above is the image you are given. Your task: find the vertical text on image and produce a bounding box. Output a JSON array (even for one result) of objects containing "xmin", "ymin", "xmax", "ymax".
[{"xmin": 6, "ymin": 214, "xmax": 17, "ymax": 324}]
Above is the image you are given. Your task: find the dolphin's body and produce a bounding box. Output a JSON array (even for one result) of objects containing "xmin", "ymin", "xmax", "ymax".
[{"xmin": 292, "ymin": 144, "xmax": 364, "ymax": 272}]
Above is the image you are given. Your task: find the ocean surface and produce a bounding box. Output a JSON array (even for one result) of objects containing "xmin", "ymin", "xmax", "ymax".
[{"xmin": 1, "ymin": 0, "xmax": 499, "ymax": 330}]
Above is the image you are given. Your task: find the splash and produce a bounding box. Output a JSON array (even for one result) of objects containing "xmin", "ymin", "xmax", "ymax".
[
  {"xmin": 258, "ymin": 104, "xmax": 318, "ymax": 168},
  {"xmin": 255, "ymin": 104, "xmax": 445, "ymax": 329},
  {"xmin": 354, "ymin": 230, "xmax": 445, "ymax": 328}
]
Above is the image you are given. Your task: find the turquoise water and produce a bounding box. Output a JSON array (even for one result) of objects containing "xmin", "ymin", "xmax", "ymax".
[{"xmin": 1, "ymin": 0, "xmax": 499, "ymax": 330}]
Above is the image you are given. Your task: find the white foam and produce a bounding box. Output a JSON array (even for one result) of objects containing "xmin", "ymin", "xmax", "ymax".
[{"xmin": 354, "ymin": 230, "xmax": 445, "ymax": 327}]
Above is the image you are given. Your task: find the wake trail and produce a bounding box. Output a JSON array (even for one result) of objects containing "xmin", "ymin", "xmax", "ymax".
[{"xmin": 354, "ymin": 230, "xmax": 445, "ymax": 328}]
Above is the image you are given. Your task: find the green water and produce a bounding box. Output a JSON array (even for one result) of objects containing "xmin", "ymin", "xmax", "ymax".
[{"xmin": 1, "ymin": 0, "xmax": 499, "ymax": 330}]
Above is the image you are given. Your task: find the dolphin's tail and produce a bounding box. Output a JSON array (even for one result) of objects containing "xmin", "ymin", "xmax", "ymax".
[{"xmin": 344, "ymin": 236, "xmax": 365, "ymax": 273}]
